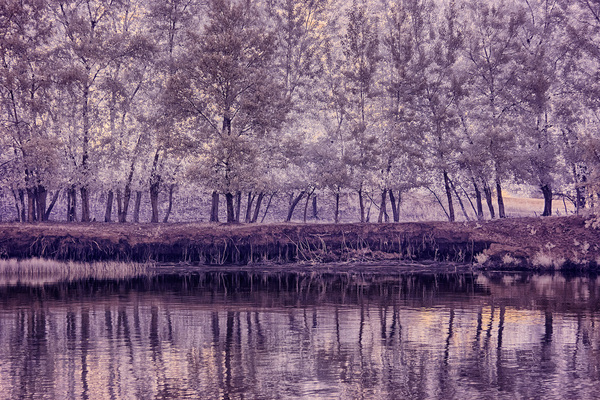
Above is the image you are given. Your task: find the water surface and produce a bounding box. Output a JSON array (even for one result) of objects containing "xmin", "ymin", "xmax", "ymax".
[{"xmin": 0, "ymin": 262, "xmax": 599, "ymax": 399}]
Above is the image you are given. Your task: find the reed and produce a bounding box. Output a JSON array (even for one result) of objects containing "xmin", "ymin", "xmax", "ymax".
[{"xmin": 0, "ymin": 258, "xmax": 151, "ymax": 285}]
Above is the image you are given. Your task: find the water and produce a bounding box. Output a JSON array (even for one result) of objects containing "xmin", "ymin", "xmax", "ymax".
[{"xmin": 0, "ymin": 263, "xmax": 599, "ymax": 399}]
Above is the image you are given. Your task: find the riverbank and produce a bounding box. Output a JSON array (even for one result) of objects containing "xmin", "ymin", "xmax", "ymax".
[{"xmin": 0, "ymin": 215, "xmax": 598, "ymax": 269}]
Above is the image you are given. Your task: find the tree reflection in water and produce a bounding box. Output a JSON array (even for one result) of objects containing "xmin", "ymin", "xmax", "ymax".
[{"xmin": 0, "ymin": 268, "xmax": 599, "ymax": 399}]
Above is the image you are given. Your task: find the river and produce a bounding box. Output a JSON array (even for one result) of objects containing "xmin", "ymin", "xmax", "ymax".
[{"xmin": 0, "ymin": 260, "xmax": 599, "ymax": 399}]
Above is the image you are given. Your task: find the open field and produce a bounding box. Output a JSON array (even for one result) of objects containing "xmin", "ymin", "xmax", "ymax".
[{"xmin": 0, "ymin": 215, "xmax": 598, "ymax": 269}]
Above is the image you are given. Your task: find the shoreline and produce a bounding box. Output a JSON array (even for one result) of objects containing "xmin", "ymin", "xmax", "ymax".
[{"xmin": 0, "ymin": 215, "xmax": 598, "ymax": 269}]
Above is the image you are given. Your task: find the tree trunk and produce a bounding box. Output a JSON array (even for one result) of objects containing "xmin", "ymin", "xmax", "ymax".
[
  {"xmin": 27, "ymin": 188, "xmax": 36, "ymax": 222},
  {"xmin": 80, "ymin": 186, "xmax": 90, "ymax": 222},
  {"xmin": 450, "ymin": 179, "xmax": 470, "ymax": 221},
  {"xmin": 134, "ymin": 191, "xmax": 143, "ymax": 223},
  {"xmin": 358, "ymin": 186, "xmax": 365, "ymax": 223},
  {"xmin": 163, "ymin": 186, "xmax": 175, "ymax": 223},
  {"xmin": 334, "ymin": 190, "xmax": 340, "ymax": 223},
  {"xmin": 312, "ymin": 195, "xmax": 318, "ymax": 220},
  {"xmin": 44, "ymin": 189, "xmax": 60, "ymax": 221},
  {"xmin": 443, "ymin": 170, "xmax": 455, "ymax": 222},
  {"xmin": 496, "ymin": 177, "xmax": 506, "ymax": 218},
  {"xmin": 36, "ymin": 185, "xmax": 47, "ymax": 222},
  {"xmin": 104, "ymin": 190, "xmax": 114, "ymax": 222},
  {"xmin": 67, "ymin": 186, "xmax": 77, "ymax": 222},
  {"xmin": 389, "ymin": 190, "xmax": 400, "ymax": 222},
  {"xmin": 225, "ymin": 192, "xmax": 235, "ymax": 223},
  {"xmin": 234, "ymin": 191, "xmax": 241, "ymax": 223},
  {"xmin": 210, "ymin": 191, "xmax": 219, "ymax": 222},
  {"xmin": 119, "ymin": 185, "xmax": 132, "ymax": 223},
  {"xmin": 473, "ymin": 179, "xmax": 484, "ymax": 220},
  {"xmin": 483, "ymin": 181, "xmax": 495, "ymax": 219},
  {"xmin": 303, "ymin": 188, "xmax": 315, "ymax": 223},
  {"xmin": 378, "ymin": 189, "xmax": 388, "ymax": 223},
  {"xmin": 245, "ymin": 192, "xmax": 255, "ymax": 223},
  {"xmin": 251, "ymin": 192, "xmax": 264, "ymax": 223},
  {"xmin": 286, "ymin": 191, "xmax": 305, "ymax": 222},
  {"xmin": 541, "ymin": 184, "xmax": 552, "ymax": 217},
  {"xmin": 260, "ymin": 193, "xmax": 274, "ymax": 223},
  {"xmin": 150, "ymin": 182, "xmax": 160, "ymax": 223}
]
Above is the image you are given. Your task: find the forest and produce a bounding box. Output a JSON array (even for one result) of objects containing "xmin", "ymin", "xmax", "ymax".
[{"xmin": 1, "ymin": 0, "xmax": 599, "ymax": 224}]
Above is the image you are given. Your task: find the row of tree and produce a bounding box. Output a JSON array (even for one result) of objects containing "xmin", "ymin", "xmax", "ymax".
[{"xmin": 1, "ymin": 0, "xmax": 599, "ymax": 224}]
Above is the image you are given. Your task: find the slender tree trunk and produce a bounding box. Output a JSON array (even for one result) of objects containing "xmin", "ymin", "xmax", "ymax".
[
  {"xmin": 225, "ymin": 192, "xmax": 235, "ymax": 223},
  {"xmin": 483, "ymin": 181, "xmax": 495, "ymax": 219},
  {"xmin": 234, "ymin": 191, "xmax": 241, "ymax": 223},
  {"xmin": 443, "ymin": 170, "xmax": 455, "ymax": 222},
  {"xmin": 496, "ymin": 177, "xmax": 506, "ymax": 218},
  {"xmin": 150, "ymin": 182, "xmax": 160, "ymax": 223},
  {"xmin": 80, "ymin": 186, "xmax": 90, "ymax": 222},
  {"xmin": 163, "ymin": 186, "xmax": 175, "ymax": 223},
  {"xmin": 378, "ymin": 189, "xmax": 388, "ymax": 223},
  {"xmin": 334, "ymin": 190, "xmax": 340, "ymax": 223},
  {"xmin": 104, "ymin": 190, "xmax": 114, "ymax": 222},
  {"xmin": 36, "ymin": 185, "xmax": 47, "ymax": 222},
  {"xmin": 18, "ymin": 189, "xmax": 26, "ymax": 222},
  {"xmin": 541, "ymin": 184, "xmax": 552, "ymax": 217},
  {"xmin": 358, "ymin": 186, "xmax": 365, "ymax": 223},
  {"xmin": 286, "ymin": 191, "xmax": 305, "ymax": 222},
  {"xmin": 67, "ymin": 186, "xmax": 77, "ymax": 222},
  {"xmin": 303, "ymin": 188, "xmax": 315, "ymax": 223},
  {"xmin": 251, "ymin": 192, "xmax": 264, "ymax": 223},
  {"xmin": 450, "ymin": 179, "xmax": 470, "ymax": 221},
  {"xmin": 134, "ymin": 191, "xmax": 143, "ymax": 223},
  {"xmin": 312, "ymin": 195, "xmax": 318, "ymax": 220},
  {"xmin": 389, "ymin": 190, "xmax": 399, "ymax": 222},
  {"xmin": 472, "ymin": 179, "xmax": 484, "ymax": 220},
  {"xmin": 245, "ymin": 192, "xmax": 255, "ymax": 223},
  {"xmin": 210, "ymin": 191, "xmax": 219, "ymax": 222},
  {"xmin": 44, "ymin": 189, "xmax": 60, "ymax": 221},
  {"xmin": 260, "ymin": 193, "xmax": 274, "ymax": 223}
]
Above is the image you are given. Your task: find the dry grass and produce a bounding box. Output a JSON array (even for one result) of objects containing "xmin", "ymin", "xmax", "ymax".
[{"xmin": 0, "ymin": 258, "xmax": 151, "ymax": 286}]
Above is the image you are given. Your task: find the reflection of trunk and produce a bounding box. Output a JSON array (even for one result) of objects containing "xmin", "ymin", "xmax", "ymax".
[
  {"xmin": 541, "ymin": 184, "xmax": 552, "ymax": 217},
  {"xmin": 225, "ymin": 192, "xmax": 235, "ymax": 223},
  {"xmin": 496, "ymin": 177, "xmax": 506, "ymax": 218},
  {"xmin": 443, "ymin": 170, "xmax": 455, "ymax": 222},
  {"xmin": 473, "ymin": 179, "xmax": 484, "ymax": 220},
  {"xmin": 483, "ymin": 181, "xmax": 495, "ymax": 219},
  {"xmin": 378, "ymin": 189, "xmax": 388, "ymax": 223},
  {"xmin": 104, "ymin": 190, "xmax": 114, "ymax": 222},
  {"xmin": 334, "ymin": 190, "xmax": 340, "ymax": 223},
  {"xmin": 251, "ymin": 192, "xmax": 264, "ymax": 223},
  {"xmin": 133, "ymin": 191, "xmax": 142, "ymax": 223},
  {"xmin": 210, "ymin": 191, "xmax": 219, "ymax": 222},
  {"xmin": 389, "ymin": 190, "xmax": 400, "ymax": 222},
  {"xmin": 286, "ymin": 191, "xmax": 305, "ymax": 222},
  {"xmin": 150, "ymin": 181, "xmax": 160, "ymax": 223},
  {"xmin": 163, "ymin": 186, "xmax": 174, "ymax": 223}
]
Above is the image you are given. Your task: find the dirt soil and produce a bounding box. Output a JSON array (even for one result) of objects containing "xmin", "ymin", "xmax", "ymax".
[{"xmin": 0, "ymin": 215, "xmax": 598, "ymax": 269}]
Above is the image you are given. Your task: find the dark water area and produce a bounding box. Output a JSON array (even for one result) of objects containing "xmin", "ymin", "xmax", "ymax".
[{"xmin": 1, "ymin": 264, "xmax": 600, "ymax": 399}]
